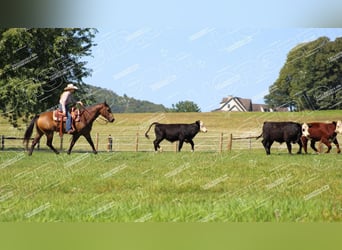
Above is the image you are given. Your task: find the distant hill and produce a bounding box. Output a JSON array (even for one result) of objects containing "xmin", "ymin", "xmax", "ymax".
[{"xmin": 84, "ymin": 84, "xmax": 168, "ymax": 113}]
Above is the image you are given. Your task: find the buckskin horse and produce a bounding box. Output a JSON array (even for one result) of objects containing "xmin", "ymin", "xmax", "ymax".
[{"xmin": 24, "ymin": 102, "xmax": 115, "ymax": 155}]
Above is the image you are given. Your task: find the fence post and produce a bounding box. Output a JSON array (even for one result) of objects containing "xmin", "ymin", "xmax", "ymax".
[
  {"xmin": 219, "ymin": 132, "xmax": 223, "ymax": 153},
  {"xmin": 108, "ymin": 134, "xmax": 113, "ymax": 152},
  {"xmin": 96, "ymin": 133, "xmax": 99, "ymax": 151},
  {"xmin": 1, "ymin": 135, "xmax": 4, "ymax": 150},
  {"xmin": 135, "ymin": 132, "xmax": 139, "ymax": 152},
  {"xmin": 227, "ymin": 133, "xmax": 233, "ymax": 152},
  {"xmin": 60, "ymin": 135, "xmax": 63, "ymax": 151}
]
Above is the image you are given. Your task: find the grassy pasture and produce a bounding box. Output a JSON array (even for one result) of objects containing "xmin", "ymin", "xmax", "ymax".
[
  {"xmin": 0, "ymin": 110, "xmax": 341, "ymax": 222},
  {"xmin": 0, "ymin": 151, "xmax": 341, "ymax": 222}
]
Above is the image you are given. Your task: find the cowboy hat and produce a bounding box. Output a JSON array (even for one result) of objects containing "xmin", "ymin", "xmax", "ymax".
[{"xmin": 64, "ymin": 83, "xmax": 78, "ymax": 91}]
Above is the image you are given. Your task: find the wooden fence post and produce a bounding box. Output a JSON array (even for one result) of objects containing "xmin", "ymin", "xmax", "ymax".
[
  {"xmin": 96, "ymin": 133, "xmax": 99, "ymax": 151},
  {"xmin": 219, "ymin": 132, "xmax": 223, "ymax": 153},
  {"xmin": 135, "ymin": 132, "xmax": 139, "ymax": 152},
  {"xmin": 108, "ymin": 134, "xmax": 113, "ymax": 152},
  {"xmin": 227, "ymin": 133, "xmax": 233, "ymax": 152},
  {"xmin": 1, "ymin": 135, "xmax": 4, "ymax": 150},
  {"xmin": 60, "ymin": 135, "xmax": 63, "ymax": 151}
]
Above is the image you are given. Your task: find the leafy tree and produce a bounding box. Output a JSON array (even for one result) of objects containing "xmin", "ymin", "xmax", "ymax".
[
  {"xmin": 0, "ymin": 28, "xmax": 97, "ymax": 127},
  {"xmin": 265, "ymin": 36, "xmax": 342, "ymax": 111},
  {"xmin": 171, "ymin": 100, "xmax": 201, "ymax": 112}
]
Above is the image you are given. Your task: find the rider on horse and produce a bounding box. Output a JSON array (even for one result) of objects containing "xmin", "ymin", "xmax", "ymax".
[{"xmin": 59, "ymin": 83, "xmax": 83, "ymax": 134}]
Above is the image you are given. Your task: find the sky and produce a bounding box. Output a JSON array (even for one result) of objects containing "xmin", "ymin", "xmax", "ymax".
[{"xmin": 79, "ymin": 1, "xmax": 342, "ymax": 112}]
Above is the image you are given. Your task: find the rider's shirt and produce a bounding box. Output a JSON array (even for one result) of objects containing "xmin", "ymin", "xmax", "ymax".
[{"xmin": 59, "ymin": 91, "xmax": 76, "ymax": 113}]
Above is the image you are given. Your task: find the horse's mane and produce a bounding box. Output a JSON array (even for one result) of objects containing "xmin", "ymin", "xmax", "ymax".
[{"xmin": 86, "ymin": 102, "xmax": 107, "ymax": 108}]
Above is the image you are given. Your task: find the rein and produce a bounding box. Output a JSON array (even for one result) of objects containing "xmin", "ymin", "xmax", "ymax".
[{"xmin": 96, "ymin": 116, "xmax": 109, "ymax": 125}]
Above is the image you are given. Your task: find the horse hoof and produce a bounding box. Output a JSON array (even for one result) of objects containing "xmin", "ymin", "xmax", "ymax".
[{"xmin": 93, "ymin": 151, "xmax": 98, "ymax": 154}]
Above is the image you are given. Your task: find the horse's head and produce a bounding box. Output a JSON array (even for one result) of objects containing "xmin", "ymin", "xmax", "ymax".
[{"xmin": 99, "ymin": 102, "xmax": 115, "ymax": 123}]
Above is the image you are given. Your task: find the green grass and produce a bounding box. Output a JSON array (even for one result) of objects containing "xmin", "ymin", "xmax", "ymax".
[{"xmin": 0, "ymin": 150, "xmax": 341, "ymax": 222}]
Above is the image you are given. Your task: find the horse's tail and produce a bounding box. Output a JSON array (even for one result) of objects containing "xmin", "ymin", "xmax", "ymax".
[
  {"xmin": 145, "ymin": 122, "xmax": 159, "ymax": 139},
  {"xmin": 23, "ymin": 115, "xmax": 39, "ymax": 148}
]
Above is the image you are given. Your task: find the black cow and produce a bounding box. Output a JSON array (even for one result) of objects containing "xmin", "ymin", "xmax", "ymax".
[
  {"xmin": 257, "ymin": 121, "xmax": 303, "ymax": 155},
  {"xmin": 145, "ymin": 120, "xmax": 207, "ymax": 152}
]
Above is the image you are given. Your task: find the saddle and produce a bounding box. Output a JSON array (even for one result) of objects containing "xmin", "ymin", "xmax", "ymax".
[
  {"xmin": 53, "ymin": 108, "xmax": 80, "ymax": 122},
  {"xmin": 53, "ymin": 109, "xmax": 67, "ymax": 122},
  {"xmin": 53, "ymin": 108, "xmax": 81, "ymax": 136}
]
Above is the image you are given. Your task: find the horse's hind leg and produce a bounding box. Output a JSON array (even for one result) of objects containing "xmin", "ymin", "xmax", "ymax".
[
  {"xmin": 46, "ymin": 132, "xmax": 59, "ymax": 154},
  {"xmin": 28, "ymin": 131, "xmax": 43, "ymax": 156}
]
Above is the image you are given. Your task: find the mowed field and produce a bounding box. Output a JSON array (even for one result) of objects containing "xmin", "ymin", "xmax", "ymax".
[{"xmin": 0, "ymin": 111, "xmax": 341, "ymax": 221}]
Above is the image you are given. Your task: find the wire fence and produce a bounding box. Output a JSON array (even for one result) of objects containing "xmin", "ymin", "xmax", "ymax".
[
  {"xmin": 2, "ymin": 131, "xmax": 341, "ymax": 153},
  {"xmin": 0, "ymin": 131, "xmax": 266, "ymax": 153}
]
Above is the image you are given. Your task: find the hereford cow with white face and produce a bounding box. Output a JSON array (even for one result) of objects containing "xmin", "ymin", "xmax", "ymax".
[
  {"xmin": 302, "ymin": 123, "xmax": 310, "ymax": 137},
  {"xmin": 301, "ymin": 121, "xmax": 341, "ymax": 154}
]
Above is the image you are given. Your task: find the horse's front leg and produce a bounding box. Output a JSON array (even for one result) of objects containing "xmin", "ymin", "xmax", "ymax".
[
  {"xmin": 67, "ymin": 133, "xmax": 81, "ymax": 155},
  {"xmin": 83, "ymin": 132, "xmax": 97, "ymax": 154}
]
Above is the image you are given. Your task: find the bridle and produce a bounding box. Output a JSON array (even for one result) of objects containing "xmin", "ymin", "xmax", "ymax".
[
  {"xmin": 96, "ymin": 105, "xmax": 112, "ymax": 125},
  {"xmin": 78, "ymin": 103, "xmax": 112, "ymax": 125}
]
